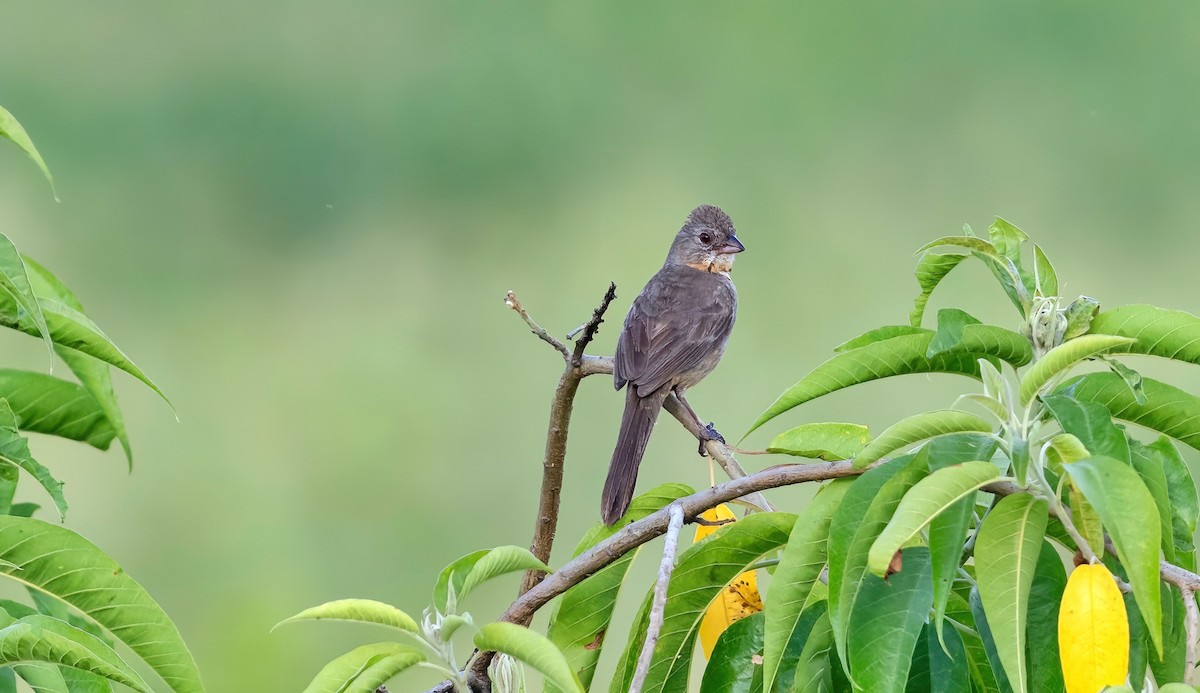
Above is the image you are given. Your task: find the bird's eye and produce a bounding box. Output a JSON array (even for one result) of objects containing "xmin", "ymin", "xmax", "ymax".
[{"xmin": 699, "ymin": 232, "xmax": 712, "ymax": 244}]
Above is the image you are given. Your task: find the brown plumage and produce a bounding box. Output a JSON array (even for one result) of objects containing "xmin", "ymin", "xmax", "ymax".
[{"xmin": 601, "ymin": 205, "xmax": 744, "ymax": 525}]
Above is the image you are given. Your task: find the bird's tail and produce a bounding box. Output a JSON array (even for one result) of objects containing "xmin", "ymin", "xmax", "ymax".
[{"xmin": 602, "ymin": 387, "xmax": 667, "ymax": 525}]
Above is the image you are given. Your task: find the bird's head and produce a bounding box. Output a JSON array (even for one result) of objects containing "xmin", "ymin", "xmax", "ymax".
[{"xmin": 667, "ymin": 204, "xmax": 745, "ymax": 274}]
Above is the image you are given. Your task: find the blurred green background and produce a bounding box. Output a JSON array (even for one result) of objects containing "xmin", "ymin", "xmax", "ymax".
[{"xmin": 3, "ymin": 1, "xmax": 1200, "ymax": 690}]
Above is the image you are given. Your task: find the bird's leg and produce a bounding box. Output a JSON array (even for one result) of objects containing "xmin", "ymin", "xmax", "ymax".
[{"xmin": 674, "ymin": 388, "xmax": 725, "ymax": 456}]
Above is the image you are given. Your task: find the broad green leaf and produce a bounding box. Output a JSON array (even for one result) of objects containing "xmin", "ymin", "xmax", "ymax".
[
  {"xmin": 1124, "ymin": 587, "xmax": 1148, "ymax": 688},
  {"xmin": 791, "ymin": 604, "xmax": 834, "ymax": 693},
  {"xmin": 547, "ymin": 483, "xmax": 691, "ymax": 690},
  {"xmin": 434, "ymin": 546, "xmax": 549, "ymax": 614},
  {"xmin": 1102, "ymin": 356, "xmax": 1147, "ymax": 405},
  {"xmin": 827, "ymin": 457, "xmax": 917, "ymax": 677},
  {"xmin": 0, "ymin": 371, "xmax": 115, "ymax": 451},
  {"xmin": 853, "ymin": 410, "xmax": 994, "ymax": 470},
  {"xmin": 867, "ymin": 461, "xmax": 998, "ymax": 575},
  {"xmin": 1026, "ymin": 541, "xmax": 1066, "ymax": 693},
  {"xmin": 835, "ymin": 326, "xmax": 928, "ymax": 352},
  {"xmin": 0, "ymin": 237, "xmax": 53, "ymax": 370},
  {"xmin": 911, "ymin": 253, "xmax": 969, "ymax": 327},
  {"xmin": 1062, "ymin": 457, "xmax": 1162, "ymax": 655},
  {"xmin": 745, "ymin": 332, "xmax": 984, "ymax": 438},
  {"xmin": 273, "ymin": 599, "xmax": 418, "ymax": 634},
  {"xmin": 767, "ymin": 423, "xmax": 869, "ymax": 460},
  {"xmin": 1042, "ymin": 394, "xmax": 1130, "ymax": 463},
  {"xmin": 458, "ymin": 547, "xmax": 550, "ymax": 607},
  {"xmin": 0, "ymin": 614, "xmax": 148, "ymax": 692},
  {"xmin": 1128, "ymin": 440, "xmax": 1176, "ymax": 563},
  {"xmin": 1033, "ymin": 245, "xmax": 1057, "ymax": 297},
  {"xmin": 1090, "ymin": 305, "xmax": 1200, "ymax": 367},
  {"xmin": 763, "ymin": 480, "xmax": 851, "ymax": 691},
  {"xmin": 916, "ymin": 236, "xmax": 1004, "ymax": 258},
  {"xmin": 944, "ymin": 594, "xmax": 1007, "ymax": 693},
  {"xmin": 23, "ymin": 258, "xmax": 130, "ymax": 463},
  {"xmin": 1060, "ymin": 372, "xmax": 1200, "ymax": 452},
  {"xmin": 967, "ymin": 586, "xmax": 1015, "ymax": 693},
  {"xmin": 846, "ymin": 547, "xmax": 933, "ymax": 691},
  {"xmin": 955, "ymin": 325, "xmax": 1033, "ymax": 368},
  {"xmin": 0, "ymin": 401, "xmax": 66, "ymax": 520},
  {"xmin": 300, "ymin": 643, "xmax": 423, "ymax": 693},
  {"xmin": 0, "ymin": 106, "xmax": 55, "ymax": 195},
  {"xmin": 1147, "ymin": 436, "xmax": 1200, "ymax": 564},
  {"xmin": 988, "ymin": 218, "xmax": 1029, "ymax": 267},
  {"xmin": 0, "ymin": 516, "xmax": 204, "ymax": 692},
  {"xmin": 0, "ymin": 600, "xmax": 111, "ymax": 693},
  {"xmin": 769, "ymin": 601, "xmax": 826, "ymax": 693},
  {"xmin": 610, "ymin": 512, "xmax": 795, "ymax": 693},
  {"xmin": 974, "ymin": 493, "xmax": 1048, "ymax": 693},
  {"xmin": 928, "ymin": 493, "xmax": 976, "ymax": 654},
  {"xmin": 475, "ymin": 623, "xmax": 581, "ymax": 693},
  {"xmin": 1067, "ymin": 483, "xmax": 1105, "ymax": 557},
  {"xmin": 698, "ymin": 612, "xmax": 763, "ymax": 693},
  {"xmin": 927, "ymin": 309, "xmax": 981, "ymax": 358},
  {"xmin": 1149, "ymin": 584, "xmax": 1187, "ymax": 685},
  {"xmin": 0, "ymin": 289, "xmax": 170, "ymax": 409},
  {"xmin": 14, "ymin": 661, "xmax": 68, "ymax": 693},
  {"xmin": 1018, "ymin": 334, "xmax": 1135, "ymax": 404},
  {"xmin": 1159, "ymin": 685, "xmax": 1200, "ymax": 693},
  {"xmin": 906, "ymin": 624, "xmax": 970, "ymax": 693}
]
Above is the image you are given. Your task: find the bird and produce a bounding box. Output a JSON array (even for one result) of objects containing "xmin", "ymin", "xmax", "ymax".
[{"xmin": 601, "ymin": 204, "xmax": 745, "ymax": 525}]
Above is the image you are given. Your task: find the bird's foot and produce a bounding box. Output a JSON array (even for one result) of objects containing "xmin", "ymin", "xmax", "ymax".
[{"xmin": 697, "ymin": 422, "xmax": 726, "ymax": 456}]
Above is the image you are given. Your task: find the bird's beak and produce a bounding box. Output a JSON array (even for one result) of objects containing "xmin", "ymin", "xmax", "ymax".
[{"xmin": 718, "ymin": 235, "xmax": 745, "ymax": 254}]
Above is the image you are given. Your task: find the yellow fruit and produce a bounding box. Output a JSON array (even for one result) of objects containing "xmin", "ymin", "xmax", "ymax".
[
  {"xmin": 1058, "ymin": 562, "xmax": 1129, "ymax": 693},
  {"xmin": 695, "ymin": 504, "xmax": 764, "ymax": 658}
]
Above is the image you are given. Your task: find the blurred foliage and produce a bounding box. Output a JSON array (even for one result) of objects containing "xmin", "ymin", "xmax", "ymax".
[{"xmin": 3, "ymin": 1, "xmax": 1200, "ymax": 689}]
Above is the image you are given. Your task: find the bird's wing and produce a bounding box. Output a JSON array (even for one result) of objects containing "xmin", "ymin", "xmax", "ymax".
[{"xmin": 614, "ymin": 271, "xmax": 735, "ymax": 396}]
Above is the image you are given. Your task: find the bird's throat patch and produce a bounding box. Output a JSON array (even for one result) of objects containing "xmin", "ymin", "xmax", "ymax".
[{"xmin": 686, "ymin": 253, "xmax": 736, "ymax": 274}]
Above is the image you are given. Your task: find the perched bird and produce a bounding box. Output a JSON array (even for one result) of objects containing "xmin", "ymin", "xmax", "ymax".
[{"xmin": 601, "ymin": 205, "xmax": 745, "ymax": 525}]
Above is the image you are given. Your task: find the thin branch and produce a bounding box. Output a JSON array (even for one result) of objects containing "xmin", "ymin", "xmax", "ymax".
[
  {"xmin": 630, "ymin": 503, "xmax": 684, "ymax": 693},
  {"xmin": 505, "ymin": 290, "xmax": 570, "ymax": 360},
  {"xmin": 1186, "ymin": 588, "xmax": 1200, "ymax": 687},
  {"xmin": 514, "ymin": 286, "xmax": 617, "ymax": 598}
]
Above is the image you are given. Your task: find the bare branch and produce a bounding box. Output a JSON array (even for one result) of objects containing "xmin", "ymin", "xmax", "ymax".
[
  {"xmin": 569, "ymin": 282, "xmax": 617, "ymax": 364},
  {"xmin": 630, "ymin": 503, "xmax": 684, "ymax": 693},
  {"xmin": 1185, "ymin": 588, "xmax": 1199, "ymax": 686},
  {"xmin": 505, "ymin": 290, "xmax": 570, "ymax": 360}
]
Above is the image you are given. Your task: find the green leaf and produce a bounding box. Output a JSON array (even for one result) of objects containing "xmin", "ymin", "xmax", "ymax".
[
  {"xmin": 23, "ymin": 258, "xmax": 130, "ymax": 463},
  {"xmin": 835, "ymin": 326, "xmax": 929, "ymax": 352},
  {"xmin": 1090, "ymin": 304, "xmax": 1200, "ymax": 367},
  {"xmin": 547, "ymin": 483, "xmax": 691, "ymax": 690},
  {"xmin": 1158, "ymin": 685, "xmax": 1200, "ymax": 693},
  {"xmin": 1067, "ymin": 483, "xmax": 1105, "ymax": 557},
  {"xmin": 1150, "ymin": 584, "xmax": 1188, "ymax": 685},
  {"xmin": 911, "ymin": 253, "xmax": 969, "ymax": 327},
  {"xmin": 1062, "ymin": 297, "xmax": 1101, "ymax": 340},
  {"xmin": 927, "ymin": 309, "xmax": 982, "ymax": 358},
  {"xmin": 300, "ymin": 642, "xmax": 423, "ymax": 693},
  {"xmin": 974, "ymin": 493, "xmax": 1048, "ymax": 693},
  {"xmin": 0, "ymin": 236, "xmax": 53, "ymax": 368},
  {"xmin": 955, "ymin": 325, "xmax": 1034, "ymax": 368},
  {"xmin": 868, "ymin": 461, "xmax": 998, "ymax": 575},
  {"xmin": 0, "ymin": 105, "xmax": 55, "ymax": 196},
  {"xmin": 698, "ymin": 612, "xmax": 764, "ymax": 693},
  {"xmin": 0, "ymin": 516, "xmax": 204, "ymax": 692},
  {"xmin": 928, "ymin": 494, "xmax": 976, "ymax": 655},
  {"xmin": 790, "ymin": 604, "xmax": 834, "ymax": 693},
  {"xmin": 767, "ymin": 423, "xmax": 869, "ymax": 460},
  {"xmin": 1129, "ymin": 440, "xmax": 1176, "ymax": 563},
  {"xmin": 1147, "ymin": 437, "xmax": 1200, "ymax": 562},
  {"xmin": 1062, "ymin": 456, "xmax": 1163, "ymax": 656},
  {"xmin": 611, "ymin": 512, "xmax": 795, "ymax": 693},
  {"xmin": 0, "ymin": 371, "xmax": 116, "ymax": 451},
  {"xmin": 853, "ymin": 410, "xmax": 994, "ymax": 470},
  {"xmin": 944, "ymin": 594, "xmax": 1008, "ymax": 693},
  {"xmin": 0, "ymin": 401, "xmax": 66, "ymax": 520},
  {"xmin": 273, "ymin": 599, "xmax": 418, "ymax": 634},
  {"xmin": 847, "ymin": 547, "xmax": 933, "ymax": 690},
  {"xmin": 1059, "ymin": 372, "xmax": 1200, "ymax": 452},
  {"xmin": 769, "ymin": 601, "xmax": 827, "ymax": 693},
  {"xmin": 828, "ymin": 457, "xmax": 919, "ymax": 677},
  {"xmin": 475, "ymin": 623, "xmax": 581, "ymax": 693},
  {"xmin": 1018, "ymin": 334, "xmax": 1135, "ymax": 404},
  {"xmin": 0, "ymin": 614, "xmax": 148, "ymax": 693},
  {"xmin": 1041, "ymin": 394, "xmax": 1131, "ymax": 463},
  {"xmin": 1033, "ymin": 245, "xmax": 1058, "ymax": 297},
  {"xmin": 906, "ymin": 624, "xmax": 970, "ymax": 693},
  {"xmin": 1026, "ymin": 541, "xmax": 1066, "ymax": 693},
  {"xmin": 747, "ymin": 332, "xmax": 985, "ymax": 438},
  {"xmin": 434, "ymin": 546, "xmax": 549, "ymax": 614},
  {"xmin": 967, "ymin": 586, "xmax": 1015, "ymax": 693},
  {"xmin": 1101, "ymin": 357, "xmax": 1146, "ymax": 405},
  {"xmin": 763, "ymin": 480, "xmax": 851, "ymax": 691}
]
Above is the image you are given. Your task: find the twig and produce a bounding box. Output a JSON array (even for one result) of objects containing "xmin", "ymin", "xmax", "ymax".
[
  {"xmin": 515, "ymin": 284, "xmax": 616, "ymax": 598},
  {"xmin": 630, "ymin": 503, "xmax": 684, "ymax": 693},
  {"xmin": 1185, "ymin": 587, "xmax": 1199, "ymax": 686}
]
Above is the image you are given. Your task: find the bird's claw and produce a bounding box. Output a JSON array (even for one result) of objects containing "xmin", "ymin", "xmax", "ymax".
[{"xmin": 697, "ymin": 422, "xmax": 726, "ymax": 456}]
